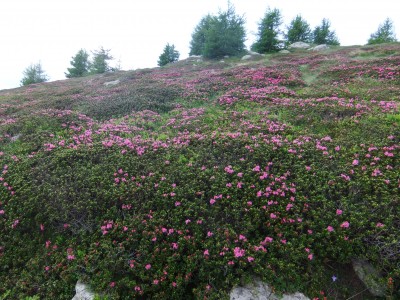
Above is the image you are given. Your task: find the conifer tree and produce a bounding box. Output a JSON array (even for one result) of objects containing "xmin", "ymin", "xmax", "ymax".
[
  {"xmin": 251, "ymin": 8, "xmax": 283, "ymax": 53},
  {"xmin": 20, "ymin": 62, "xmax": 48, "ymax": 86},
  {"xmin": 90, "ymin": 47, "xmax": 113, "ymax": 74},
  {"xmin": 313, "ymin": 19, "xmax": 340, "ymax": 45},
  {"xmin": 285, "ymin": 15, "xmax": 312, "ymax": 44},
  {"xmin": 158, "ymin": 43, "xmax": 180, "ymax": 66},
  {"xmin": 65, "ymin": 49, "xmax": 90, "ymax": 78},
  {"xmin": 368, "ymin": 18, "xmax": 397, "ymax": 44},
  {"xmin": 189, "ymin": 2, "xmax": 246, "ymax": 59}
]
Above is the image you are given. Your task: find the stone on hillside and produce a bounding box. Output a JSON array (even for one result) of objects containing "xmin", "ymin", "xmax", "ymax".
[
  {"xmin": 104, "ymin": 79, "xmax": 120, "ymax": 86},
  {"xmin": 230, "ymin": 279, "xmax": 310, "ymax": 300},
  {"xmin": 248, "ymin": 51, "xmax": 264, "ymax": 57},
  {"xmin": 352, "ymin": 259, "xmax": 386, "ymax": 297},
  {"xmin": 288, "ymin": 42, "xmax": 310, "ymax": 49},
  {"xmin": 280, "ymin": 50, "xmax": 290, "ymax": 54},
  {"xmin": 310, "ymin": 44, "xmax": 329, "ymax": 51},
  {"xmin": 71, "ymin": 281, "xmax": 95, "ymax": 300},
  {"xmin": 241, "ymin": 55, "xmax": 253, "ymax": 61}
]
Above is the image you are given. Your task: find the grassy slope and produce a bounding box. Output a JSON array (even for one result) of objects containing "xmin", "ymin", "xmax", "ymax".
[{"xmin": 0, "ymin": 43, "xmax": 399, "ymax": 299}]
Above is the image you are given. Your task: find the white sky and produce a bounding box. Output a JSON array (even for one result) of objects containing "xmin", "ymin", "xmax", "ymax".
[{"xmin": 0, "ymin": 0, "xmax": 398, "ymax": 90}]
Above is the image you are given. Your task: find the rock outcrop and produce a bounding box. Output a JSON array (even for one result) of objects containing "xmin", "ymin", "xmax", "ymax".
[
  {"xmin": 230, "ymin": 279, "xmax": 310, "ymax": 300},
  {"xmin": 71, "ymin": 281, "xmax": 95, "ymax": 300},
  {"xmin": 288, "ymin": 42, "xmax": 310, "ymax": 49},
  {"xmin": 352, "ymin": 259, "xmax": 386, "ymax": 297},
  {"xmin": 309, "ymin": 44, "xmax": 329, "ymax": 51}
]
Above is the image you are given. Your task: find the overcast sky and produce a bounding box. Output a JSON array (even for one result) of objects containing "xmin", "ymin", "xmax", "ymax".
[{"xmin": 0, "ymin": 0, "xmax": 398, "ymax": 90}]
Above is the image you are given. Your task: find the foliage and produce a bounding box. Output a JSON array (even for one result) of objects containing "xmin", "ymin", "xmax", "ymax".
[
  {"xmin": 313, "ymin": 18, "xmax": 340, "ymax": 45},
  {"xmin": 368, "ymin": 18, "xmax": 398, "ymax": 45},
  {"xmin": 65, "ymin": 49, "xmax": 91, "ymax": 78},
  {"xmin": 251, "ymin": 8, "xmax": 283, "ymax": 53},
  {"xmin": 158, "ymin": 43, "xmax": 180, "ymax": 67},
  {"xmin": 90, "ymin": 47, "xmax": 114, "ymax": 74},
  {"xmin": 189, "ymin": 2, "xmax": 246, "ymax": 59},
  {"xmin": 285, "ymin": 15, "xmax": 312, "ymax": 45},
  {"xmin": 1, "ymin": 43, "xmax": 400, "ymax": 300},
  {"xmin": 189, "ymin": 14, "xmax": 213, "ymax": 56},
  {"xmin": 20, "ymin": 62, "xmax": 48, "ymax": 86}
]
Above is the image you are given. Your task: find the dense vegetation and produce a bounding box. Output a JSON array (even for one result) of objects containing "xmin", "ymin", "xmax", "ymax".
[{"xmin": 1, "ymin": 43, "xmax": 399, "ymax": 299}]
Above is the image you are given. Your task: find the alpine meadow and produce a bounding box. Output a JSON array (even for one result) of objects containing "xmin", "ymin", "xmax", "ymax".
[{"xmin": 0, "ymin": 22, "xmax": 400, "ymax": 300}]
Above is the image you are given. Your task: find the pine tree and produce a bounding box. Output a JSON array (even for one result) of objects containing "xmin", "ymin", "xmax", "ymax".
[
  {"xmin": 368, "ymin": 18, "xmax": 397, "ymax": 45},
  {"xmin": 285, "ymin": 15, "xmax": 312, "ymax": 44},
  {"xmin": 158, "ymin": 44, "xmax": 180, "ymax": 67},
  {"xmin": 65, "ymin": 49, "xmax": 90, "ymax": 78},
  {"xmin": 313, "ymin": 19, "xmax": 340, "ymax": 45},
  {"xmin": 189, "ymin": 2, "xmax": 246, "ymax": 59},
  {"xmin": 20, "ymin": 62, "xmax": 48, "ymax": 86},
  {"xmin": 189, "ymin": 14, "xmax": 213, "ymax": 56},
  {"xmin": 251, "ymin": 8, "xmax": 283, "ymax": 53},
  {"xmin": 90, "ymin": 47, "xmax": 113, "ymax": 74}
]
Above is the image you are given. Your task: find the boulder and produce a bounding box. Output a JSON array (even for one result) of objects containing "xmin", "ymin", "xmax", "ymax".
[
  {"xmin": 104, "ymin": 79, "xmax": 120, "ymax": 86},
  {"xmin": 288, "ymin": 42, "xmax": 310, "ymax": 49},
  {"xmin": 352, "ymin": 259, "xmax": 386, "ymax": 297},
  {"xmin": 241, "ymin": 55, "xmax": 253, "ymax": 61},
  {"xmin": 230, "ymin": 279, "xmax": 310, "ymax": 300},
  {"xmin": 310, "ymin": 44, "xmax": 329, "ymax": 51},
  {"xmin": 279, "ymin": 50, "xmax": 291, "ymax": 54},
  {"xmin": 71, "ymin": 281, "xmax": 95, "ymax": 300}
]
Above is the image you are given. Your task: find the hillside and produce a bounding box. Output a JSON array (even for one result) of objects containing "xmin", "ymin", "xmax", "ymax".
[{"xmin": 0, "ymin": 44, "xmax": 399, "ymax": 299}]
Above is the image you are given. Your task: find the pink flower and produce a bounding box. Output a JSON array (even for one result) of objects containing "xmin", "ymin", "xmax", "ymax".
[
  {"xmin": 247, "ymin": 256, "xmax": 254, "ymax": 262},
  {"xmin": 340, "ymin": 221, "xmax": 350, "ymax": 228},
  {"xmin": 110, "ymin": 282, "xmax": 115, "ymax": 288},
  {"xmin": 145, "ymin": 264, "xmax": 151, "ymax": 270},
  {"xmin": 286, "ymin": 203, "xmax": 293, "ymax": 211},
  {"xmin": 327, "ymin": 226, "xmax": 334, "ymax": 232},
  {"xmin": 376, "ymin": 222, "xmax": 384, "ymax": 228},
  {"xmin": 153, "ymin": 279, "xmax": 159, "ymax": 285},
  {"xmin": 174, "ymin": 201, "xmax": 181, "ymax": 206},
  {"xmin": 233, "ymin": 247, "xmax": 245, "ymax": 258},
  {"xmin": 207, "ymin": 231, "xmax": 213, "ymax": 237},
  {"xmin": 204, "ymin": 249, "xmax": 209, "ymax": 256},
  {"xmin": 67, "ymin": 255, "xmax": 75, "ymax": 260},
  {"xmin": 352, "ymin": 159, "xmax": 359, "ymax": 166},
  {"xmin": 308, "ymin": 253, "xmax": 313, "ymax": 260},
  {"xmin": 336, "ymin": 209, "xmax": 343, "ymax": 215},
  {"xmin": 270, "ymin": 213, "xmax": 277, "ymax": 219},
  {"xmin": 172, "ymin": 282, "xmax": 177, "ymax": 287},
  {"xmin": 210, "ymin": 199, "xmax": 216, "ymax": 205},
  {"xmin": 0, "ymin": 210, "xmax": 4, "ymax": 215}
]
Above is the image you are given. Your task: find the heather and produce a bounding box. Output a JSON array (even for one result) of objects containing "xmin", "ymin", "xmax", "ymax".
[{"xmin": 0, "ymin": 44, "xmax": 399, "ymax": 299}]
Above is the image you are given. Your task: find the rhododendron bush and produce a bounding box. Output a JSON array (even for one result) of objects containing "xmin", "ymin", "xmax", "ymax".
[{"xmin": 0, "ymin": 44, "xmax": 399, "ymax": 299}]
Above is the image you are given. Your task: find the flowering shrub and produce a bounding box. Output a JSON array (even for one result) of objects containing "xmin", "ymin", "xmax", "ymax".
[{"xmin": 0, "ymin": 43, "xmax": 399, "ymax": 299}]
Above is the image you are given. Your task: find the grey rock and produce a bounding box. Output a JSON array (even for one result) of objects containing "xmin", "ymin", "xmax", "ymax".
[
  {"xmin": 230, "ymin": 279, "xmax": 309, "ymax": 300},
  {"xmin": 11, "ymin": 134, "xmax": 21, "ymax": 142},
  {"xmin": 352, "ymin": 259, "xmax": 386, "ymax": 297},
  {"xmin": 279, "ymin": 50, "xmax": 290, "ymax": 54},
  {"xmin": 104, "ymin": 79, "xmax": 120, "ymax": 86},
  {"xmin": 310, "ymin": 44, "xmax": 329, "ymax": 51},
  {"xmin": 241, "ymin": 55, "xmax": 253, "ymax": 61},
  {"xmin": 288, "ymin": 42, "xmax": 310, "ymax": 49},
  {"xmin": 71, "ymin": 281, "xmax": 95, "ymax": 300}
]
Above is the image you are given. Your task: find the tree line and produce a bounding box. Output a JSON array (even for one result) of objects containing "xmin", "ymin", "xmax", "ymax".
[{"xmin": 20, "ymin": 3, "xmax": 397, "ymax": 86}]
